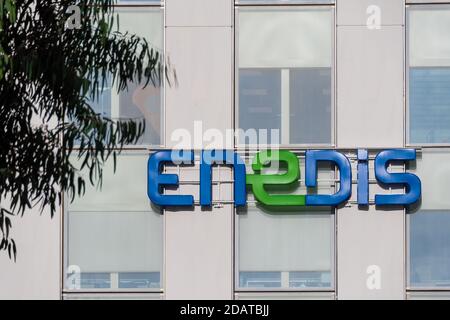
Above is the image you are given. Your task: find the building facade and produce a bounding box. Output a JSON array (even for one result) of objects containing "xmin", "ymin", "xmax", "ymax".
[{"xmin": 1, "ymin": 0, "xmax": 450, "ymax": 300}]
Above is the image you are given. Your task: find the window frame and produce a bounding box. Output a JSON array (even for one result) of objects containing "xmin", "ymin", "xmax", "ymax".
[
  {"xmin": 234, "ymin": 3, "xmax": 336, "ymax": 150},
  {"xmin": 82, "ymin": 2, "xmax": 166, "ymax": 151},
  {"xmin": 405, "ymin": 4, "xmax": 450, "ymax": 148},
  {"xmin": 62, "ymin": 150, "xmax": 165, "ymax": 295},
  {"xmin": 406, "ymin": 210, "xmax": 450, "ymax": 292},
  {"xmin": 62, "ymin": 0, "xmax": 166, "ymax": 297},
  {"xmin": 406, "ymin": 148, "xmax": 450, "ymax": 292},
  {"xmin": 405, "ymin": 3, "xmax": 450, "ymax": 298},
  {"xmin": 233, "ymin": 150, "xmax": 337, "ymax": 293}
]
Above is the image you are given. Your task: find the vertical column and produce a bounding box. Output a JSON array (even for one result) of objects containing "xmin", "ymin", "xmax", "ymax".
[
  {"xmin": 164, "ymin": 0, "xmax": 234, "ymax": 299},
  {"xmin": 337, "ymin": 0, "xmax": 404, "ymax": 148},
  {"xmin": 336, "ymin": 0, "xmax": 406, "ymax": 299}
]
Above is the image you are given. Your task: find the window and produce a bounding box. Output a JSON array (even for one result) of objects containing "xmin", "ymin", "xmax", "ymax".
[
  {"xmin": 119, "ymin": 0, "xmax": 162, "ymax": 3},
  {"xmin": 236, "ymin": 1, "xmax": 334, "ymax": 3},
  {"xmin": 236, "ymin": 155, "xmax": 335, "ymax": 291},
  {"xmin": 237, "ymin": 207, "xmax": 334, "ymax": 290},
  {"xmin": 64, "ymin": 153, "xmax": 163, "ymax": 291},
  {"xmin": 90, "ymin": 6, "xmax": 164, "ymax": 146},
  {"xmin": 236, "ymin": 6, "xmax": 334, "ymax": 146},
  {"xmin": 408, "ymin": 5, "xmax": 450, "ymax": 145},
  {"xmin": 64, "ymin": 2, "xmax": 164, "ymax": 297},
  {"xmin": 408, "ymin": 149, "xmax": 450, "ymax": 289}
]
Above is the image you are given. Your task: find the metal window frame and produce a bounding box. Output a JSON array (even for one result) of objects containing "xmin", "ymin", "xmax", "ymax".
[
  {"xmin": 405, "ymin": 147, "xmax": 450, "ymax": 293},
  {"xmin": 233, "ymin": 2, "xmax": 336, "ymax": 295},
  {"xmin": 233, "ymin": 150, "xmax": 337, "ymax": 294},
  {"xmin": 61, "ymin": 2, "xmax": 166, "ymax": 298},
  {"xmin": 80, "ymin": 3, "xmax": 167, "ymax": 152},
  {"xmin": 406, "ymin": 212, "xmax": 450, "ymax": 293},
  {"xmin": 233, "ymin": 4, "xmax": 337, "ymax": 150},
  {"xmin": 234, "ymin": 208, "xmax": 337, "ymax": 294},
  {"xmin": 405, "ymin": 159, "xmax": 450, "ymax": 292},
  {"xmin": 405, "ymin": 3, "xmax": 450, "ymax": 297}
]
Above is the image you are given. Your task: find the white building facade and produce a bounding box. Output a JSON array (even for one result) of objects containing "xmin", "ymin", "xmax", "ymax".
[{"xmin": 1, "ymin": 0, "xmax": 450, "ymax": 300}]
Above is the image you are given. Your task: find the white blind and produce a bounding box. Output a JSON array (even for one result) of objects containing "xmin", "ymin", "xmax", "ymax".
[
  {"xmin": 409, "ymin": 8, "xmax": 450, "ymax": 67},
  {"xmin": 69, "ymin": 154, "xmax": 151, "ymax": 212},
  {"xmin": 239, "ymin": 8, "xmax": 333, "ymax": 68},
  {"xmin": 68, "ymin": 153, "xmax": 162, "ymax": 273},
  {"xmin": 413, "ymin": 150, "xmax": 450, "ymax": 210},
  {"xmin": 68, "ymin": 211, "xmax": 162, "ymax": 273},
  {"xmin": 239, "ymin": 206, "xmax": 333, "ymax": 272},
  {"xmin": 116, "ymin": 7, "xmax": 163, "ymax": 51}
]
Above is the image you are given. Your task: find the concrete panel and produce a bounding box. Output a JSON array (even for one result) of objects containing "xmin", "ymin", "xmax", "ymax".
[
  {"xmin": 0, "ymin": 208, "xmax": 60, "ymax": 300},
  {"xmin": 337, "ymin": 206, "xmax": 405, "ymax": 300},
  {"xmin": 166, "ymin": 0, "xmax": 233, "ymax": 27},
  {"xmin": 337, "ymin": 0, "xmax": 404, "ymax": 26},
  {"xmin": 337, "ymin": 26, "xmax": 404, "ymax": 148},
  {"xmin": 164, "ymin": 205, "xmax": 233, "ymax": 299},
  {"xmin": 165, "ymin": 27, "xmax": 233, "ymax": 149}
]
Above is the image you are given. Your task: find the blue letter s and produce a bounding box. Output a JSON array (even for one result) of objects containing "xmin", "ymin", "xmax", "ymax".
[{"xmin": 374, "ymin": 149, "xmax": 421, "ymax": 206}]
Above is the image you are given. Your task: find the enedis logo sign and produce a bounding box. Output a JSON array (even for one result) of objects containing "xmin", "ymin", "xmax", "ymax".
[{"xmin": 147, "ymin": 149, "xmax": 421, "ymax": 208}]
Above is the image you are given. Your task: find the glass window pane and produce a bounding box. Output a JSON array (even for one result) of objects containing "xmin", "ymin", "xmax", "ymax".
[
  {"xmin": 80, "ymin": 273, "xmax": 111, "ymax": 289},
  {"xmin": 410, "ymin": 68, "xmax": 450, "ymax": 144},
  {"xmin": 239, "ymin": 272, "xmax": 282, "ymax": 288},
  {"xmin": 238, "ymin": 206, "xmax": 334, "ymax": 290},
  {"xmin": 239, "ymin": 8, "xmax": 332, "ymax": 70},
  {"xmin": 66, "ymin": 153, "xmax": 163, "ymax": 290},
  {"xmin": 238, "ymin": 8, "xmax": 333, "ymax": 145},
  {"xmin": 119, "ymin": 272, "xmax": 161, "ymax": 289},
  {"xmin": 69, "ymin": 154, "xmax": 152, "ymax": 212},
  {"xmin": 409, "ymin": 149, "xmax": 450, "ymax": 288},
  {"xmin": 409, "ymin": 7, "xmax": 450, "ymax": 67},
  {"xmin": 410, "ymin": 211, "xmax": 450, "ymax": 288},
  {"xmin": 88, "ymin": 7, "xmax": 163, "ymax": 146},
  {"xmin": 239, "ymin": 69, "xmax": 281, "ymax": 145},
  {"xmin": 290, "ymin": 68, "xmax": 332, "ymax": 144},
  {"xmin": 90, "ymin": 78, "xmax": 112, "ymax": 118},
  {"xmin": 119, "ymin": 81, "xmax": 162, "ymax": 146}
]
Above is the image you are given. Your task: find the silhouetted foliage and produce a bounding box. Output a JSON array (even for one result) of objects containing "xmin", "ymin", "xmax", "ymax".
[{"xmin": 0, "ymin": 0, "xmax": 171, "ymax": 260}]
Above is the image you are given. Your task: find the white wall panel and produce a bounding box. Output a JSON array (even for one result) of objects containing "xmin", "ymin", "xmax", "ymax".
[
  {"xmin": 165, "ymin": 27, "xmax": 233, "ymax": 149},
  {"xmin": 337, "ymin": 0, "xmax": 404, "ymax": 26},
  {"xmin": 0, "ymin": 207, "xmax": 60, "ymax": 300},
  {"xmin": 409, "ymin": 7, "xmax": 450, "ymax": 67},
  {"xmin": 164, "ymin": 0, "xmax": 234, "ymax": 300},
  {"xmin": 337, "ymin": 26, "xmax": 404, "ymax": 148},
  {"xmin": 166, "ymin": 0, "xmax": 232, "ymax": 27},
  {"xmin": 164, "ymin": 206, "xmax": 233, "ymax": 299},
  {"xmin": 337, "ymin": 206, "xmax": 405, "ymax": 299}
]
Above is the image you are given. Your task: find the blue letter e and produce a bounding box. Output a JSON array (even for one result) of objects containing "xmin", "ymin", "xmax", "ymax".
[{"xmin": 148, "ymin": 150, "xmax": 194, "ymax": 207}]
